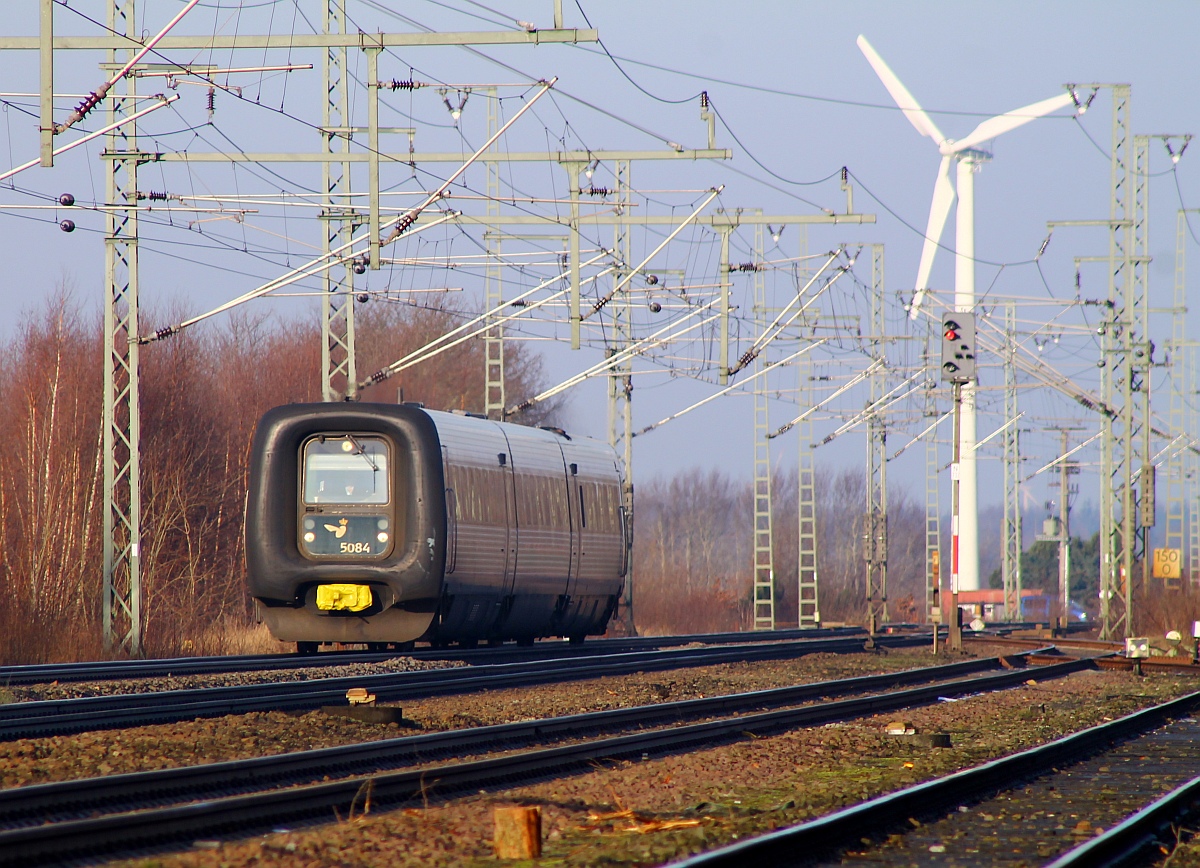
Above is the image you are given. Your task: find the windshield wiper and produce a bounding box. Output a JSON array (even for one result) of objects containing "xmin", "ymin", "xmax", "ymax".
[{"xmin": 344, "ymin": 435, "xmax": 379, "ymax": 472}]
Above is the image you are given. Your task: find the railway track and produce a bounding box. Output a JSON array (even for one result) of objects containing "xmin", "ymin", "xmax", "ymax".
[
  {"xmin": 0, "ymin": 633, "xmax": 928, "ymax": 741},
  {"xmin": 0, "ymin": 626, "xmax": 869, "ymax": 686},
  {"xmin": 675, "ymin": 687, "xmax": 1200, "ymax": 867},
  {"xmin": 0, "ymin": 653, "xmax": 1086, "ymax": 866},
  {"xmin": 965, "ymin": 633, "xmax": 1120, "ymax": 654}
]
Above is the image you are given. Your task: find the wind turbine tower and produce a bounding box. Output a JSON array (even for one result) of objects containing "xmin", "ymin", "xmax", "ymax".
[{"xmin": 857, "ymin": 35, "xmax": 1072, "ymax": 592}]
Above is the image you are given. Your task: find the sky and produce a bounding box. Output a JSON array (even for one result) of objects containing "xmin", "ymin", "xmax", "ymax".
[{"xmin": 1, "ymin": 0, "xmax": 1199, "ymax": 545}]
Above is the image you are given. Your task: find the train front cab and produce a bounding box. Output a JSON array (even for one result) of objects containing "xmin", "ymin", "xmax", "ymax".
[{"xmin": 246, "ymin": 404, "xmax": 445, "ymax": 645}]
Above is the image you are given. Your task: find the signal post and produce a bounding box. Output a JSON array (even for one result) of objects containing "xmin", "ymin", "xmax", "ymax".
[{"xmin": 941, "ymin": 312, "xmax": 977, "ymax": 651}]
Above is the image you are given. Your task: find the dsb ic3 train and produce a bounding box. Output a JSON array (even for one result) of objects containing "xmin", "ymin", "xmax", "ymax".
[{"xmin": 246, "ymin": 403, "xmax": 629, "ymax": 651}]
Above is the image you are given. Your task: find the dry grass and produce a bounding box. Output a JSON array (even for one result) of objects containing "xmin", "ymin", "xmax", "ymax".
[{"xmin": 188, "ymin": 621, "xmax": 292, "ymax": 657}]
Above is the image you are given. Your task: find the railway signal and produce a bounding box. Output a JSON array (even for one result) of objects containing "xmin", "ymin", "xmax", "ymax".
[{"xmin": 941, "ymin": 312, "xmax": 977, "ymax": 383}]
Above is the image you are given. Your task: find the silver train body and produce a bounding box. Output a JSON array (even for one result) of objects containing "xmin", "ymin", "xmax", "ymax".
[{"xmin": 246, "ymin": 403, "xmax": 628, "ymax": 646}]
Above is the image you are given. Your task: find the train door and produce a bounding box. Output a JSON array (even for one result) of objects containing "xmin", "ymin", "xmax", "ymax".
[
  {"xmin": 441, "ymin": 446, "xmax": 457, "ymax": 576},
  {"xmin": 563, "ymin": 453, "xmax": 583, "ymax": 601},
  {"xmin": 497, "ymin": 431, "xmax": 519, "ymax": 596}
]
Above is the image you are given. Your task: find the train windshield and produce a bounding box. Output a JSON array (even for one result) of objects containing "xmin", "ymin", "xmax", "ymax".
[{"xmin": 303, "ymin": 436, "xmax": 389, "ymax": 504}]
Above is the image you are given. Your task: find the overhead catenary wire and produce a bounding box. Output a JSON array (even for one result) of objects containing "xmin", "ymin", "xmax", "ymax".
[
  {"xmin": 383, "ymin": 77, "xmax": 558, "ymax": 242},
  {"xmin": 632, "ymin": 340, "xmax": 829, "ymax": 438},
  {"xmin": 18, "ymin": 0, "xmax": 1175, "ymax": 492},
  {"xmin": 0, "ymin": 95, "xmax": 179, "ymax": 185},
  {"xmin": 53, "ymin": 0, "xmax": 201, "ymax": 135},
  {"xmin": 359, "ymin": 251, "xmax": 614, "ymax": 389},
  {"xmin": 729, "ymin": 251, "xmax": 848, "ymax": 376},
  {"xmin": 813, "ymin": 370, "xmax": 925, "ymax": 448},
  {"xmin": 139, "ymin": 210, "xmax": 460, "ymax": 343},
  {"xmin": 767, "ymin": 360, "xmax": 884, "ymax": 440},
  {"xmin": 507, "ymin": 299, "xmax": 724, "ymax": 416},
  {"xmin": 583, "ymin": 186, "xmax": 723, "ymax": 320}
]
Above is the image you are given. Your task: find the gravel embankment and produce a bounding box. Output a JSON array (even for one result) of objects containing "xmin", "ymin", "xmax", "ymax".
[
  {"xmin": 2, "ymin": 656, "xmax": 466, "ymax": 702},
  {"xmin": 4, "ymin": 644, "xmax": 1195, "ymax": 866},
  {"xmin": 120, "ymin": 664, "xmax": 1195, "ymax": 868},
  {"xmin": 3, "ymin": 648, "xmax": 938, "ymax": 789}
]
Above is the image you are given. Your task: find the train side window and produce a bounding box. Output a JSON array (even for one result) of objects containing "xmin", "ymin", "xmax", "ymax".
[
  {"xmin": 579, "ymin": 484, "xmax": 587, "ymax": 528},
  {"xmin": 303, "ymin": 436, "xmax": 389, "ymax": 504}
]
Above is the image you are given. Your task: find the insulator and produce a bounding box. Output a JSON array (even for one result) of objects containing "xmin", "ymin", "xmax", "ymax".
[
  {"xmin": 146, "ymin": 191, "xmax": 169, "ymax": 201},
  {"xmin": 648, "ymin": 301, "xmax": 662, "ymax": 313},
  {"xmin": 393, "ymin": 213, "xmax": 417, "ymax": 237},
  {"xmin": 154, "ymin": 325, "xmax": 176, "ymax": 341},
  {"xmin": 510, "ymin": 299, "xmax": 527, "ymax": 308},
  {"xmin": 584, "ymin": 186, "xmax": 610, "ymax": 196},
  {"xmin": 58, "ymin": 193, "xmax": 75, "ymax": 207},
  {"xmin": 645, "ymin": 274, "xmax": 659, "ymax": 285},
  {"xmin": 387, "ymin": 79, "xmax": 417, "ymax": 90},
  {"xmin": 353, "ymin": 261, "xmax": 366, "ymax": 275},
  {"xmin": 737, "ymin": 262, "xmax": 760, "ymax": 272},
  {"xmin": 59, "ymin": 219, "xmax": 75, "ymax": 233},
  {"xmin": 68, "ymin": 90, "xmax": 103, "ymax": 123},
  {"xmin": 368, "ymin": 369, "xmax": 389, "ymax": 385},
  {"xmin": 841, "ymin": 166, "xmax": 849, "ymax": 182},
  {"xmin": 206, "ymin": 87, "xmax": 215, "ymax": 116},
  {"xmin": 700, "ymin": 91, "xmax": 709, "ymax": 109},
  {"xmin": 356, "ymin": 292, "xmax": 369, "ymax": 303}
]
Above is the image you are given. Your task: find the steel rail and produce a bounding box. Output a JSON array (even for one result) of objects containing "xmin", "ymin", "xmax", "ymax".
[
  {"xmin": 0, "ymin": 657, "xmax": 1091, "ymax": 866},
  {"xmin": 672, "ymin": 686, "xmax": 1200, "ymax": 867},
  {"xmin": 965, "ymin": 634, "xmax": 1120, "ymax": 653},
  {"xmin": 1045, "ymin": 773, "xmax": 1200, "ymax": 867},
  {"xmin": 0, "ymin": 626, "xmax": 869, "ymax": 686},
  {"xmin": 0, "ymin": 635, "xmax": 928, "ymax": 741},
  {"xmin": 0, "ymin": 653, "xmax": 1031, "ymax": 829}
]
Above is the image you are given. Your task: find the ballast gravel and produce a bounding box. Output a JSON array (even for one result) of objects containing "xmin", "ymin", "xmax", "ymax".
[
  {"xmin": 1, "ymin": 656, "xmax": 466, "ymax": 703},
  {"xmin": 0, "ymin": 648, "xmax": 935, "ymax": 789},
  {"xmin": 1, "ymin": 643, "xmax": 1195, "ymax": 866}
]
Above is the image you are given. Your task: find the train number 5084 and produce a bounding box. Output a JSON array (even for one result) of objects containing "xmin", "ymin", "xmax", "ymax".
[{"xmin": 339, "ymin": 541, "xmax": 373, "ymax": 554}]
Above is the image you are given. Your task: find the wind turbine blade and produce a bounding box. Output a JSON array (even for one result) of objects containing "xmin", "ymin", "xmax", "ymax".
[
  {"xmin": 856, "ymin": 35, "xmax": 946, "ymax": 144},
  {"xmin": 910, "ymin": 155, "xmax": 955, "ymax": 320},
  {"xmin": 948, "ymin": 93, "xmax": 1074, "ymax": 154}
]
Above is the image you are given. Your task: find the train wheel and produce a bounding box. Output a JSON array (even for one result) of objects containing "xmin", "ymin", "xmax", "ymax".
[
  {"xmin": 366, "ymin": 642, "xmax": 389, "ymax": 652},
  {"xmin": 458, "ymin": 639, "xmax": 478, "ymax": 649},
  {"xmin": 568, "ymin": 634, "xmax": 586, "ymax": 645},
  {"xmin": 516, "ymin": 636, "xmax": 535, "ymax": 647},
  {"xmin": 296, "ymin": 641, "xmax": 318, "ymax": 656}
]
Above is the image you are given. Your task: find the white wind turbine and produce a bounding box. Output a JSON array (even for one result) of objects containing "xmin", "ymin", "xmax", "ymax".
[{"xmin": 857, "ymin": 34, "xmax": 1073, "ymax": 593}]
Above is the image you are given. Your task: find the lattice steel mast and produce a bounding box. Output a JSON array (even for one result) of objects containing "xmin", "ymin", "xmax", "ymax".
[
  {"xmin": 796, "ymin": 227, "xmax": 819, "ymax": 629},
  {"xmin": 321, "ymin": 0, "xmax": 357, "ymax": 402},
  {"xmin": 924, "ymin": 337, "xmax": 942, "ymax": 624},
  {"xmin": 864, "ymin": 244, "xmax": 888, "ymax": 633},
  {"xmin": 484, "ymin": 87, "xmax": 505, "ymax": 419},
  {"xmin": 102, "ymin": 0, "xmax": 142, "ymax": 654},
  {"xmin": 608, "ymin": 159, "xmax": 636, "ymax": 634},
  {"xmin": 1168, "ymin": 209, "xmax": 1199, "ymax": 586},
  {"xmin": 751, "ymin": 222, "xmax": 776, "ymax": 630},
  {"xmin": 1001, "ymin": 302, "xmax": 1022, "ymax": 620}
]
